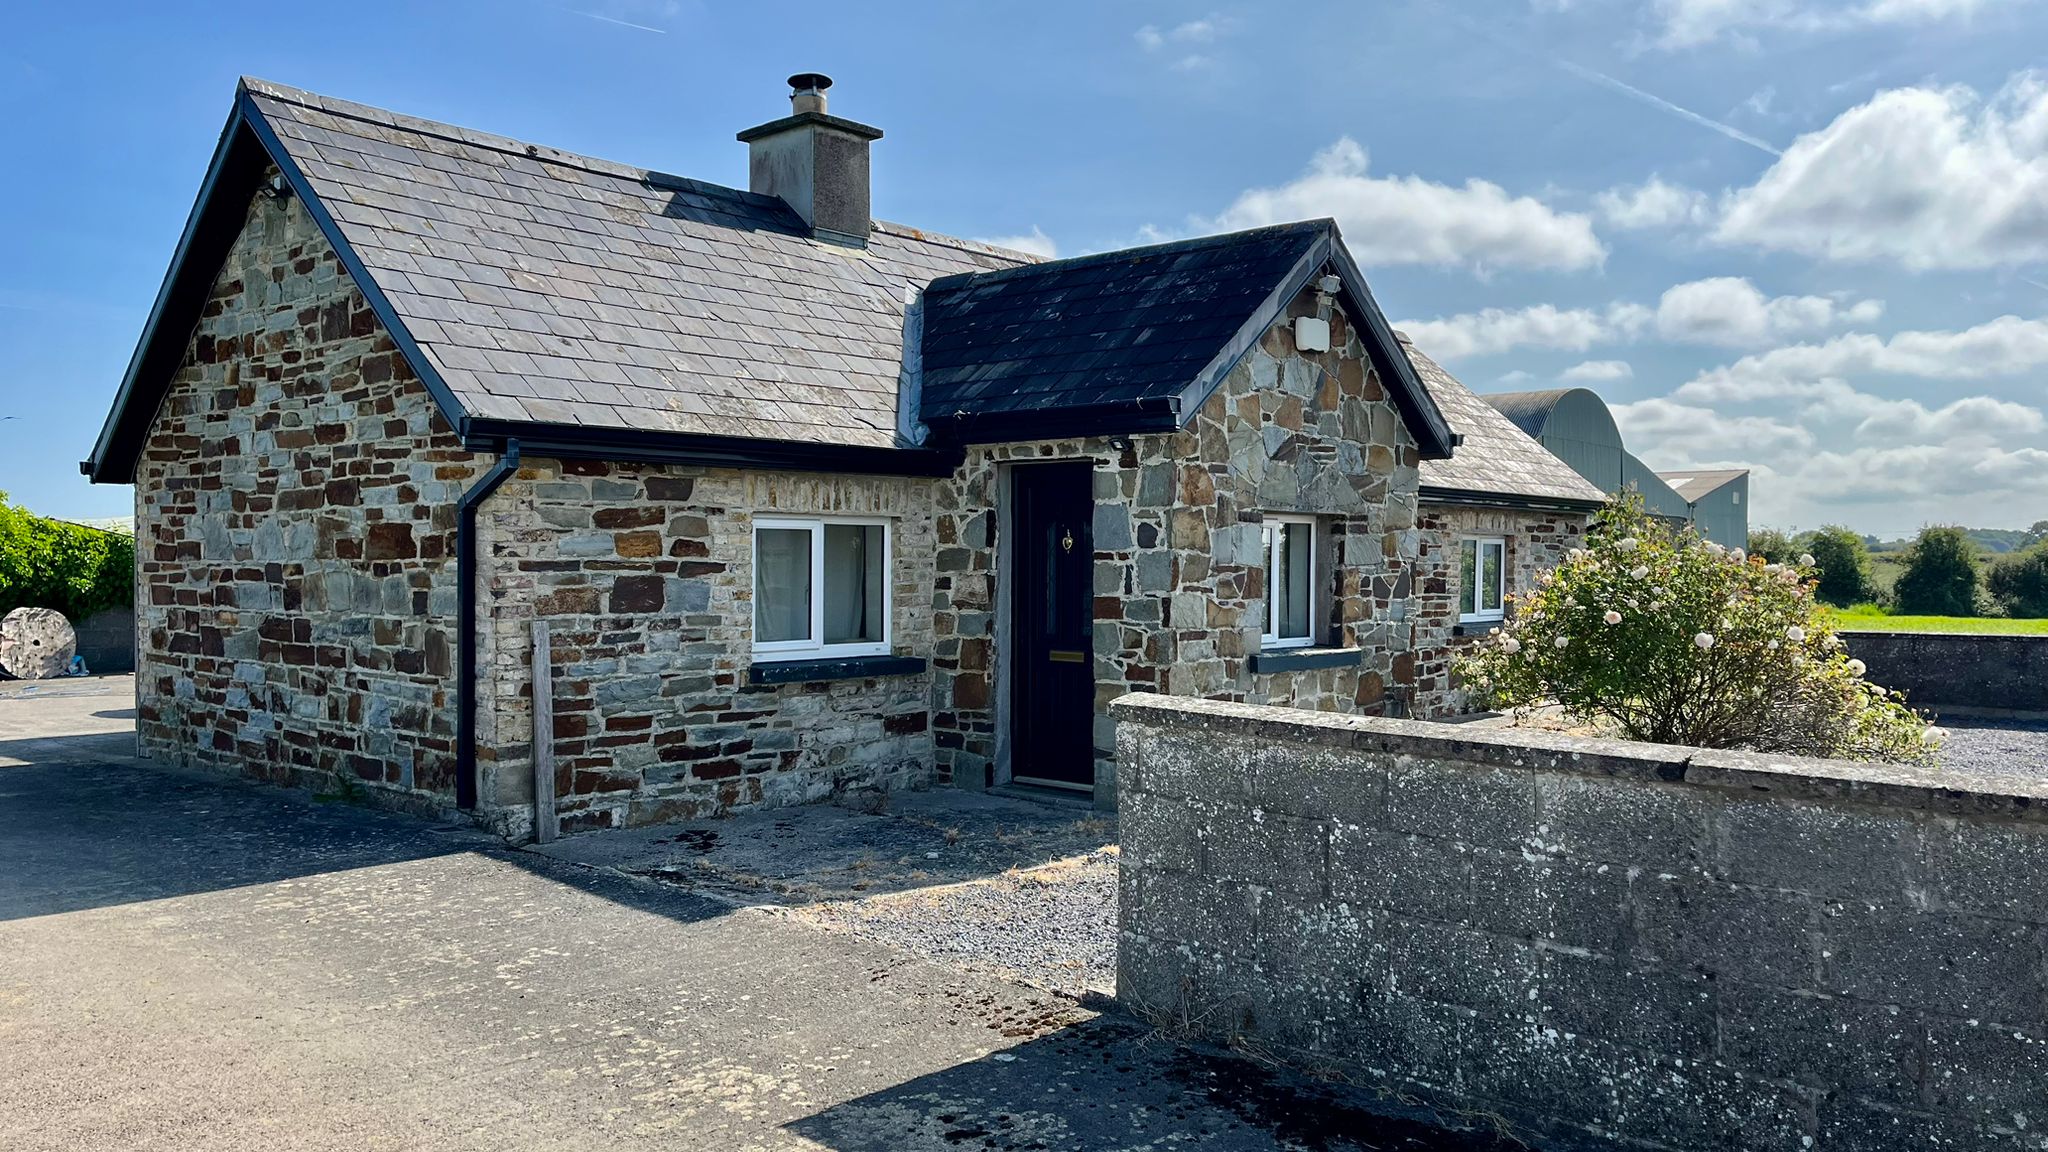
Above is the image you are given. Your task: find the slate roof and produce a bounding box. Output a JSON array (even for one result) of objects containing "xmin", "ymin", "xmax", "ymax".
[
  {"xmin": 1658, "ymin": 468, "xmax": 1748, "ymax": 502},
  {"xmin": 241, "ymin": 78, "xmax": 1030, "ymax": 448},
  {"xmin": 919, "ymin": 223, "xmax": 1324, "ymax": 426},
  {"xmin": 86, "ymin": 78, "xmax": 1453, "ymax": 479},
  {"xmin": 1400, "ymin": 337, "xmax": 1607, "ymax": 507}
]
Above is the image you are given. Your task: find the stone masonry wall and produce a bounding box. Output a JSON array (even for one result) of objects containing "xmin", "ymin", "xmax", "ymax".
[
  {"xmin": 475, "ymin": 460, "xmax": 937, "ymax": 834},
  {"xmin": 932, "ymin": 288, "xmax": 1425, "ymax": 794},
  {"xmin": 1114, "ymin": 693, "xmax": 2048, "ymax": 1151},
  {"xmin": 135, "ymin": 187, "xmax": 477, "ymax": 808},
  {"xmin": 1408, "ymin": 502, "xmax": 1586, "ymax": 718}
]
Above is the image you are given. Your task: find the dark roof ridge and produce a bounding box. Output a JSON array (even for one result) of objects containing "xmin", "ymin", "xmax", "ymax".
[{"xmin": 926, "ymin": 219, "xmax": 1334, "ymax": 293}]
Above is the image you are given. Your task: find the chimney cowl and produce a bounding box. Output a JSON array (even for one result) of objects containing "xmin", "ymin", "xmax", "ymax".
[{"xmin": 736, "ymin": 73, "xmax": 884, "ymax": 247}]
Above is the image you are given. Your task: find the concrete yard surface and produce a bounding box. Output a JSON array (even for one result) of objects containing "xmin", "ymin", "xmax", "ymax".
[{"xmin": 0, "ymin": 675, "xmax": 1506, "ymax": 1151}]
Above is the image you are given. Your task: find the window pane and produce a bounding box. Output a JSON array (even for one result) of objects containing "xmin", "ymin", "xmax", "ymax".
[
  {"xmin": 755, "ymin": 527, "xmax": 812, "ymax": 643},
  {"xmin": 1280, "ymin": 523, "xmax": 1312, "ymax": 638},
  {"xmin": 823, "ymin": 523, "xmax": 885, "ymax": 645},
  {"xmin": 1459, "ymin": 541, "xmax": 1477, "ymax": 617},
  {"xmin": 1481, "ymin": 542, "xmax": 1504, "ymax": 613}
]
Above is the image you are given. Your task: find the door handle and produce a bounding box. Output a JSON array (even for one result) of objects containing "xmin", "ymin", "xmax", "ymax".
[{"xmin": 1047, "ymin": 650, "xmax": 1087, "ymax": 664}]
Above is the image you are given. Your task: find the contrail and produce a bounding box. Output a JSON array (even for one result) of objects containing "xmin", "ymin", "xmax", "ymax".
[
  {"xmin": 1553, "ymin": 59, "xmax": 1782, "ymax": 157},
  {"xmin": 1428, "ymin": 1, "xmax": 1782, "ymax": 157},
  {"xmin": 561, "ymin": 7, "xmax": 666, "ymax": 33}
]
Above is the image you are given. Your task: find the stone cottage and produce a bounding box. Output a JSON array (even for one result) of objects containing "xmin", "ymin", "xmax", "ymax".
[{"xmin": 84, "ymin": 75, "xmax": 1590, "ymax": 837}]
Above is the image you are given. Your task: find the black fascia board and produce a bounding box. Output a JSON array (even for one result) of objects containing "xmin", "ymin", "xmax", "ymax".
[
  {"xmin": 1323, "ymin": 230, "xmax": 1458, "ymax": 460},
  {"xmin": 236, "ymin": 89, "xmax": 473, "ymax": 444},
  {"xmin": 85, "ymin": 108, "xmax": 267, "ymax": 482},
  {"xmin": 82, "ymin": 89, "xmax": 476, "ymax": 483},
  {"xmin": 927, "ymin": 396, "xmax": 1181, "ymax": 446},
  {"xmin": 460, "ymin": 418, "xmax": 965, "ymax": 478},
  {"xmin": 1418, "ymin": 485, "xmax": 1607, "ymax": 515}
]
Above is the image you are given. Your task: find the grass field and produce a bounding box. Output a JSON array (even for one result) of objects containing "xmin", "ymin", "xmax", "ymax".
[{"xmin": 1828, "ymin": 605, "xmax": 2048, "ymax": 635}]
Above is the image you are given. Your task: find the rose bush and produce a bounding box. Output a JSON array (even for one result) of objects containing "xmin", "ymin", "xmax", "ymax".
[{"xmin": 1456, "ymin": 494, "xmax": 1939, "ymax": 764}]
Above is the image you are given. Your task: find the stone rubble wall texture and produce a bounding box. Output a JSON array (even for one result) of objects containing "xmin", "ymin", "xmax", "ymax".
[
  {"xmin": 1841, "ymin": 631, "xmax": 2048, "ymax": 717},
  {"xmin": 1408, "ymin": 503, "xmax": 1586, "ymax": 718},
  {"xmin": 474, "ymin": 461, "xmax": 937, "ymax": 834},
  {"xmin": 1113, "ymin": 693, "xmax": 2048, "ymax": 1152},
  {"xmin": 932, "ymin": 289, "xmax": 1429, "ymax": 792},
  {"xmin": 135, "ymin": 187, "xmax": 478, "ymax": 811},
  {"xmin": 134, "ymin": 192, "xmax": 1561, "ymax": 832}
]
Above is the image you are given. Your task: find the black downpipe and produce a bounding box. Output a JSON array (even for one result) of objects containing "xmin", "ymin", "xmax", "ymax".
[{"xmin": 455, "ymin": 439, "xmax": 521, "ymax": 811}]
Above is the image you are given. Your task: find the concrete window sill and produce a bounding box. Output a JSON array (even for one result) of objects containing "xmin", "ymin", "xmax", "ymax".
[
  {"xmin": 1247, "ymin": 647, "xmax": 1365, "ymax": 674},
  {"xmin": 747, "ymin": 655, "xmax": 928, "ymax": 686}
]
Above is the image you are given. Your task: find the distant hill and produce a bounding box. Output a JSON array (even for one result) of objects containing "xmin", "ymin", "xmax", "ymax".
[{"xmin": 1866, "ymin": 526, "xmax": 2044, "ymax": 555}]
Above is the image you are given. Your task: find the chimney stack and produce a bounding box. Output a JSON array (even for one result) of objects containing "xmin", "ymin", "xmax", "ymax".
[{"xmin": 737, "ymin": 73, "xmax": 883, "ymax": 247}]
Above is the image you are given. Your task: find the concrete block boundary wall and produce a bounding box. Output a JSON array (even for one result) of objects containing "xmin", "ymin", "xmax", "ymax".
[
  {"xmin": 1111, "ymin": 693, "xmax": 2048, "ymax": 1152},
  {"xmin": 1841, "ymin": 630, "xmax": 2048, "ymax": 718}
]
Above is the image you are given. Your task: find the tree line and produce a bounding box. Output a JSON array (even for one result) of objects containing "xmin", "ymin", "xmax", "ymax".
[{"xmin": 1749, "ymin": 522, "xmax": 2048, "ymax": 618}]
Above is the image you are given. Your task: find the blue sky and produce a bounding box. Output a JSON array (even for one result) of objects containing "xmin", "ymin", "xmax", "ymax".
[{"xmin": 4, "ymin": 0, "xmax": 2046, "ymax": 535}]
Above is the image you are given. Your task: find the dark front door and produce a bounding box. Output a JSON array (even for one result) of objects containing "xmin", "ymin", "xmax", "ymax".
[{"xmin": 1009, "ymin": 463, "xmax": 1095, "ymax": 789}]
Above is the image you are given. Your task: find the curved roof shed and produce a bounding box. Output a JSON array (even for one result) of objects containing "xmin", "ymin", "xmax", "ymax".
[{"xmin": 1483, "ymin": 388, "xmax": 1693, "ymax": 521}]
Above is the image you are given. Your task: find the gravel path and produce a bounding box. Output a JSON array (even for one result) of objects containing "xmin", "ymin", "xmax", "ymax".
[
  {"xmin": 1937, "ymin": 718, "xmax": 2048, "ymax": 780},
  {"xmin": 786, "ymin": 848, "xmax": 1119, "ymax": 997}
]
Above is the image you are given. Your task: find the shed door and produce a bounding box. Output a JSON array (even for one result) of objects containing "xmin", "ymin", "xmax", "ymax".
[{"xmin": 1009, "ymin": 463, "xmax": 1095, "ymax": 789}]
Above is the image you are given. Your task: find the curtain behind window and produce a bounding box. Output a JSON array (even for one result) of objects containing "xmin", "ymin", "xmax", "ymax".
[
  {"xmin": 823, "ymin": 523, "xmax": 884, "ymax": 644},
  {"xmin": 1280, "ymin": 523, "xmax": 1312, "ymax": 637},
  {"xmin": 756, "ymin": 527, "xmax": 812, "ymax": 642}
]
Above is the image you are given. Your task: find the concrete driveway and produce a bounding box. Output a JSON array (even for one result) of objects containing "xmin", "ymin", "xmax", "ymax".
[{"xmin": 0, "ymin": 676, "xmax": 1499, "ymax": 1151}]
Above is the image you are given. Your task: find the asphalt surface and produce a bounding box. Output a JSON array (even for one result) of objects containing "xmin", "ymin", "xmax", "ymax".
[{"xmin": 0, "ymin": 675, "xmax": 1505, "ymax": 1152}]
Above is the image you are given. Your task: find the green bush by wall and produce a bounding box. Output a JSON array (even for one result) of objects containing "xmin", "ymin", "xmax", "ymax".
[{"xmin": 0, "ymin": 492, "xmax": 135, "ymax": 622}]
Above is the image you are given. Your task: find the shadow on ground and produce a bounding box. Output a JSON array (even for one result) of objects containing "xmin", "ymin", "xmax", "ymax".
[
  {"xmin": 535, "ymin": 787, "xmax": 1118, "ymax": 906},
  {"xmin": 786, "ymin": 1012, "xmax": 1521, "ymax": 1152}
]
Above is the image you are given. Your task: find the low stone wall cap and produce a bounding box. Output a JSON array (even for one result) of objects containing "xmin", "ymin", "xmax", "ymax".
[{"xmin": 1111, "ymin": 691, "xmax": 2048, "ymax": 821}]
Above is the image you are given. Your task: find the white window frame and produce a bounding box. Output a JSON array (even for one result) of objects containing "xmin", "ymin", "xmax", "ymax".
[
  {"xmin": 1460, "ymin": 537, "xmax": 1507, "ymax": 624},
  {"xmin": 1261, "ymin": 515, "xmax": 1319, "ymax": 650},
  {"xmin": 751, "ymin": 516, "xmax": 892, "ymax": 660}
]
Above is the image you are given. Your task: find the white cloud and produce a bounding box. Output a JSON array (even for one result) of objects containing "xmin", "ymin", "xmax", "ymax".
[
  {"xmin": 1206, "ymin": 138, "xmax": 1607, "ymax": 273},
  {"xmin": 1715, "ymin": 74, "xmax": 2048, "ymax": 270},
  {"xmin": 1654, "ymin": 277, "xmax": 1883, "ymax": 347},
  {"xmin": 1622, "ymin": 311, "xmax": 2048, "ymax": 530},
  {"xmin": 1650, "ymin": 0, "xmax": 2001, "ymax": 49},
  {"xmin": 1396, "ymin": 302, "xmax": 1648, "ymax": 359},
  {"xmin": 1561, "ymin": 359, "xmax": 1634, "ymax": 381},
  {"xmin": 974, "ymin": 227, "xmax": 1058, "ymax": 259},
  {"xmin": 1596, "ymin": 176, "xmax": 1710, "ymax": 230},
  {"xmin": 1136, "ymin": 14, "xmax": 1236, "ymax": 55},
  {"xmin": 1674, "ymin": 314, "xmax": 2048, "ymax": 403}
]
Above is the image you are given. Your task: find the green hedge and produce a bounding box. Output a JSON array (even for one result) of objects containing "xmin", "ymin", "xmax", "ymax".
[{"xmin": 0, "ymin": 492, "xmax": 135, "ymax": 622}]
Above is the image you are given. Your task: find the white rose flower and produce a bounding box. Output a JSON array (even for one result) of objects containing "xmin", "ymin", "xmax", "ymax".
[
  {"xmin": 1922, "ymin": 726, "xmax": 1946, "ymax": 744},
  {"xmin": 1500, "ymin": 636, "xmax": 1521, "ymax": 654},
  {"xmin": 1731, "ymin": 548, "xmax": 1747, "ymax": 562},
  {"xmin": 1847, "ymin": 658, "xmax": 1867, "ymax": 677},
  {"xmin": 1648, "ymin": 600, "xmax": 1662, "ymax": 611},
  {"xmin": 1694, "ymin": 632, "xmax": 1716, "ymax": 650},
  {"xmin": 1799, "ymin": 553, "xmax": 1815, "ymax": 567},
  {"xmin": 1604, "ymin": 610, "xmax": 1622, "ymax": 625},
  {"xmin": 1617, "ymin": 537, "xmax": 1639, "ymax": 553},
  {"xmin": 1553, "ymin": 635, "xmax": 1570, "ymax": 649},
  {"xmin": 1630, "ymin": 566, "xmax": 1650, "ymax": 580},
  {"xmin": 1786, "ymin": 626, "xmax": 1806, "ymax": 642},
  {"xmin": 1767, "ymin": 639, "xmax": 1780, "ymax": 650},
  {"xmin": 1626, "ymin": 598, "xmax": 1640, "ymax": 610}
]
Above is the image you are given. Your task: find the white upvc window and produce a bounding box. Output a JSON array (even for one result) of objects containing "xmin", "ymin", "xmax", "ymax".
[
  {"xmin": 1261, "ymin": 515, "xmax": 1318, "ymax": 649},
  {"xmin": 752, "ymin": 517, "xmax": 891, "ymax": 659},
  {"xmin": 1460, "ymin": 537, "xmax": 1507, "ymax": 623}
]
